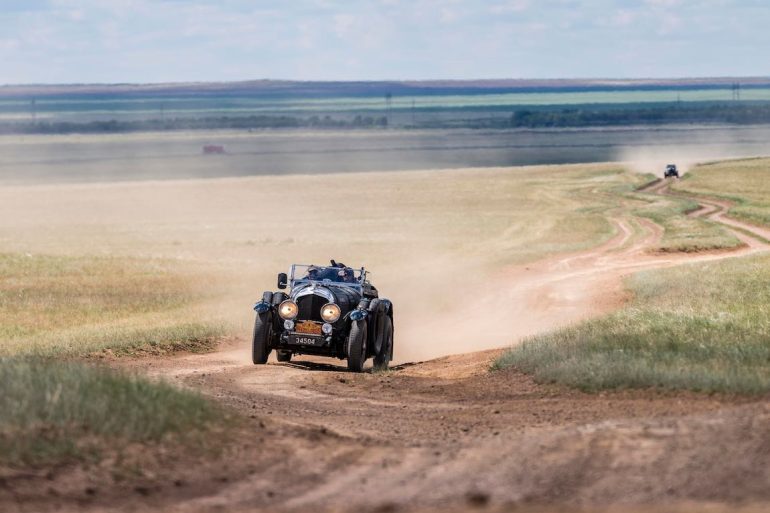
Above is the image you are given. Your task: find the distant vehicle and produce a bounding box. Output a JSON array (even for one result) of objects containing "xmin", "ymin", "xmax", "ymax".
[
  {"xmin": 251, "ymin": 261, "xmax": 394, "ymax": 372},
  {"xmin": 202, "ymin": 145, "xmax": 225, "ymax": 154},
  {"xmin": 664, "ymin": 164, "xmax": 679, "ymax": 178}
]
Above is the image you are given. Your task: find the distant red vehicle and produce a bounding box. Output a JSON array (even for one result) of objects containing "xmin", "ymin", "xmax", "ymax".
[{"xmin": 202, "ymin": 145, "xmax": 225, "ymax": 155}]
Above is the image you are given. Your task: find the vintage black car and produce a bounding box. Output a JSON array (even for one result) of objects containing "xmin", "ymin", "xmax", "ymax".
[
  {"xmin": 251, "ymin": 261, "xmax": 394, "ymax": 372},
  {"xmin": 664, "ymin": 164, "xmax": 679, "ymax": 178}
]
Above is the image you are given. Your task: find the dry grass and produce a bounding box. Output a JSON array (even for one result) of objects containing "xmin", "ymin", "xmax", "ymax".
[{"xmin": 0, "ymin": 253, "xmax": 226, "ymax": 357}]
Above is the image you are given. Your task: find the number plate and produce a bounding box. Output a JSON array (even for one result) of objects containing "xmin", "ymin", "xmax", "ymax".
[
  {"xmin": 289, "ymin": 334, "xmax": 324, "ymax": 346},
  {"xmin": 295, "ymin": 321, "xmax": 322, "ymax": 335}
]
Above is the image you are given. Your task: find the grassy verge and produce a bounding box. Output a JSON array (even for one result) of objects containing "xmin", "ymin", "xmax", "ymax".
[
  {"xmin": 672, "ymin": 157, "xmax": 770, "ymax": 227},
  {"xmin": 0, "ymin": 252, "xmax": 230, "ymax": 468},
  {"xmin": 0, "ymin": 358, "xmax": 225, "ymax": 467},
  {"xmin": 494, "ymin": 253, "xmax": 770, "ymax": 394}
]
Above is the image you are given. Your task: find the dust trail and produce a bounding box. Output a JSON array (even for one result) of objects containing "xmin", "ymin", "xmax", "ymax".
[{"xmin": 618, "ymin": 136, "xmax": 770, "ymax": 176}]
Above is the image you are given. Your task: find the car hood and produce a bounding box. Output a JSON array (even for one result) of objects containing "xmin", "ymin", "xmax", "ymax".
[{"xmin": 291, "ymin": 283, "xmax": 361, "ymax": 313}]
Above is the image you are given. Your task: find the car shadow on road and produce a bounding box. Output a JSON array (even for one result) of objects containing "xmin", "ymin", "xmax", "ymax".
[
  {"xmin": 274, "ymin": 359, "xmax": 414, "ymax": 373},
  {"xmin": 275, "ymin": 360, "xmax": 350, "ymax": 373}
]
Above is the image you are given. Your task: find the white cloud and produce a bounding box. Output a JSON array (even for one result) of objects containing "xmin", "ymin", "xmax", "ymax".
[{"xmin": 0, "ymin": 0, "xmax": 768, "ymax": 83}]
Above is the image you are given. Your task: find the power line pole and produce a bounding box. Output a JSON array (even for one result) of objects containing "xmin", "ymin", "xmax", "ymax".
[{"xmin": 385, "ymin": 92, "xmax": 392, "ymax": 127}]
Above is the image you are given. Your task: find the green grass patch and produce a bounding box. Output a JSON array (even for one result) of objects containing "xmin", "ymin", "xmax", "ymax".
[
  {"xmin": 0, "ymin": 357, "xmax": 225, "ymax": 467},
  {"xmin": 494, "ymin": 253, "xmax": 770, "ymax": 394}
]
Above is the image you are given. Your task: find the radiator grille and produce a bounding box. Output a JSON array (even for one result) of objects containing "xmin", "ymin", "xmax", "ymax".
[{"xmin": 296, "ymin": 294, "xmax": 326, "ymax": 322}]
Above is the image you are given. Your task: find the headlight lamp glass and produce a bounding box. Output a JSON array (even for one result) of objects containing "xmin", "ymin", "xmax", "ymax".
[
  {"xmin": 278, "ymin": 300, "xmax": 298, "ymax": 320},
  {"xmin": 284, "ymin": 319, "xmax": 295, "ymax": 331},
  {"xmin": 322, "ymin": 323, "xmax": 333, "ymax": 335},
  {"xmin": 320, "ymin": 303, "xmax": 341, "ymax": 323}
]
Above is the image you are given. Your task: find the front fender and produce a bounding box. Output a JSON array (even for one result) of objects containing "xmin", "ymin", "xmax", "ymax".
[{"xmin": 253, "ymin": 301, "xmax": 271, "ymax": 314}]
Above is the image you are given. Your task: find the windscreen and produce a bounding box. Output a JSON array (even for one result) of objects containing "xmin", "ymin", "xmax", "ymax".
[{"xmin": 290, "ymin": 264, "xmax": 365, "ymax": 287}]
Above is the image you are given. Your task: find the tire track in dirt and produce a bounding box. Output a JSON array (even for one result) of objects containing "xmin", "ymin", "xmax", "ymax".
[{"xmin": 641, "ymin": 177, "xmax": 770, "ymax": 250}]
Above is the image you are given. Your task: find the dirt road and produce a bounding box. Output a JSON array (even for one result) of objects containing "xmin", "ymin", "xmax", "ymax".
[{"xmin": 10, "ymin": 179, "xmax": 770, "ymax": 513}]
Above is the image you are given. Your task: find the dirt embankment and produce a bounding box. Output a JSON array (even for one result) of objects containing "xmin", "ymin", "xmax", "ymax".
[{"xmin": 5, "ymin": 179, "xmax": 770, "ymax": 513}]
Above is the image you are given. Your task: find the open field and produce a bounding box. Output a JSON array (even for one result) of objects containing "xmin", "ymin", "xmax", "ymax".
[
  {"xmin": 0, "ymin": 161, "xmax": 652, "ymax": 361},
  {"xmin": 2, "ymin": 143, "xmax": 770, "ymax": 512},
  {"xmin": 3, "ymin": 126, "xmax": 770, "ymax": 185},
  {"xmin": 0, "ymin": 253, "xmax": 225, "ymax": 357},
  {"xmin": 0, "ymin": 161, "xmax": 647, "ymax": 473}
]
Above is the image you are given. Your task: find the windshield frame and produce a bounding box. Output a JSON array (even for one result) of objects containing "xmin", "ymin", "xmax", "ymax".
[{"xmin": 288, "ymin": 264, "xmax": 367, "ymax": 291}]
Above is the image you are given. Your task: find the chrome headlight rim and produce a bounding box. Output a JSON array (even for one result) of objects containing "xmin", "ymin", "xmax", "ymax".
[
  {"xmin": 278, "ymin": 300, "xmax": 299, "ymax": 320},
  {"xmin": 320, "ymin": 303, "xmax": 341, "ymax": 323}
]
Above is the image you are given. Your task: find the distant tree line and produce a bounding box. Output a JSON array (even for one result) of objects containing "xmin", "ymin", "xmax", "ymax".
[
  {"xmin": 3, "ymin": 103, "xmax": 770, "ymax": 134},
  {"xmin": 510, "ymin": 103, "xmax": 770, "ymax": 127},
  {"xmin": 0, "ymin": 114, "xmax": 388, "ymax": 134},
  {"xmin": 418, "ymin": 103, "xmax": 770, "ymax": 129}
]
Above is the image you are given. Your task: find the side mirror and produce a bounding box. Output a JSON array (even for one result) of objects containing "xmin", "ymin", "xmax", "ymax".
[{"xmin": 277, "ymin": 273, "xmax": 288, "ymax": 290}]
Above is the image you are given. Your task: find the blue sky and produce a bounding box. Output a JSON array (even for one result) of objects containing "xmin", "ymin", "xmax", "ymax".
[{"xmin": 0, "ymin": 0, "xmax": 768, "ymax": 84}]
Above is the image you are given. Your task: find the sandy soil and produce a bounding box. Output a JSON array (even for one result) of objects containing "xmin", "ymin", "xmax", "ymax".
[{"xmin": 4, "ymin": 178, "xmax": 770, "ymax": 513}]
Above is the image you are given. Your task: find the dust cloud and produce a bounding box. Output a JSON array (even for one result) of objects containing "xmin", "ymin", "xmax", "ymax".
[
  {"xmin": 3, "ymin": 128, "xmax": 770, "ymax": 364},
  {"xmin": 618, "ymin": 130, "xmax": 770, "ymax": 176}
]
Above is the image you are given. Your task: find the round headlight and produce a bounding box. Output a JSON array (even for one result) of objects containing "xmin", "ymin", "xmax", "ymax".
[
  {"xmin": 284, "ymin": 319, "xmax": 295, "ymax": 331},
  {"xmin": 320, "ymin": 303, "xmax": 341, "ymax": 323},
  {"xmin": 278, "ymin": 300, "xmax": 298, "ymax": 320},
  {"xmin": 322, "ymin": 323, "xmax": 333, "ymax": 335}
]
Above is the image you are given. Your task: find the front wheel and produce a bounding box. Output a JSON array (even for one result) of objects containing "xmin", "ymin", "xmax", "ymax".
[
  {"xmin": 252, "ymin": 312, "xmax": 272, "ymax": 364},
  {"xmin": 373, "ymin": 316, "xmax": 393, "ymax": 371},
  {"xmin": 346, "ymin": 320, "xmax": 367, "ymax": 372}
]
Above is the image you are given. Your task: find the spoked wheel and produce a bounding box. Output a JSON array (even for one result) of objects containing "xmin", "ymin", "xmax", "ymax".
[
  {"xmin": 373, "ymin": 316, "xmax": 393, "ymax": 371},
  {"xmin": 252, "ymin": 312, "xmax": 272, "ymax": 364},
  {"xmin": 346, "ymin": 320, "xmax": 367, "ymax": 372}
]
